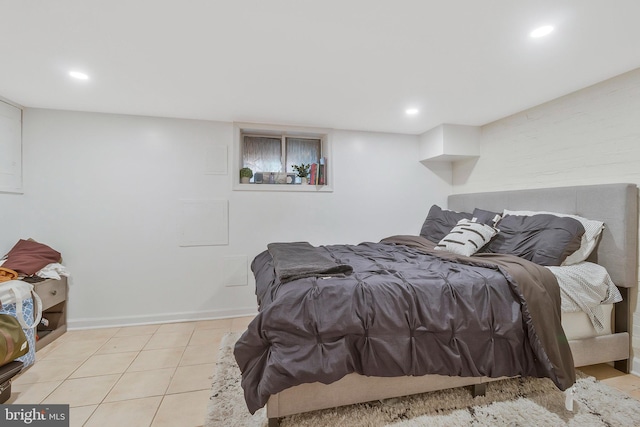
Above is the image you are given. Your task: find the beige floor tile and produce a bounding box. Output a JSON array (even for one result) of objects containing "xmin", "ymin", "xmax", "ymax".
[
  {"xmin": 58, "ymin": 328, "xmax": 121, "ymax": 343},
  {"xmin": 114, "ymin": 324, "xmax": 161, "ymax": 337},
  {"xmin": 104, "ymin": 368, "xmax": 174, "ymax": 402},
  {"xmin": 97, "ymin": 335, "xmax": 152, "ymax": 354},
  {"xmin": 601, "ymin": 374, "xmax": 640, "ymax": 392},
  {"xmin": 230, "ymin": 315, "xmax": 255, "ymax": 332},
  {"xmin": 42, "ymin": 374, "xmax": 120, "ymax": 407},
  {"xmin": 151, "ymin": 390, "xmax": 210, "ymax": 427},
  {"xmin": 628, "ymin": 388, "xmax": 640, "ymax": 401},
  {"xmin": 8, "ymin": 318, "xmax": 240, "ymax": 427},
  {"xmin": 144, "ymin": 332, "xmax": 192, "ymax": 350},
  {"xmin": 8, "ymin": 380, "xmax": 62, "ymax": 404},
  {"xmin": 156, "ymin": 322, "xmax": 197, "ymax": 334},
  {"xmin": 128, "ymin": 348, "xmax": 185, "ymax": 372},
  {"xmin": 13, "ymin": 358, "xmax": 86, "ymax": 384},
  {"xmin": 35, "ymin": 339, "xmax": 66, "ymax": 359},
  {"xmin": 189, "ymin": 328, "xmax": 228, "ymax": 346},
  {"xmin": 580, "ymin": 363, "xmax": 627, "ymax": 381},
  {"xmin": 84, "ymin": 396, "xmax": 162, "ymax": 427},
  {"xmin": 180, "ymin": 344, "xmax": 219, "ymax": 366},
  {"xmin": 39, "ymin": 338, "xmax": 107, "ymax": 360},
  {"xmin": 70, "ymin": 405, "xmax": 98, "ymax": 427},
  {"xmin": 70, "ymin": 351, "xmax": 138, "ymax": 378},
  {"xmin": 167, "ymin": 363, "xmax": 215, "ymax": 394},
  {"xmin": 194, "ymin": 318, "xmax": 233, "ymax": 330}
]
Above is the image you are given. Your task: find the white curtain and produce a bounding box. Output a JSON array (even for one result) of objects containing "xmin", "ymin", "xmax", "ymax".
[
  {"xmin": 242, "ymin": 136, "xmax": 282, "ymax": 172},
  {"xmin": 285, "ymin": 138, "xmax": 321, "ymax": 173}
]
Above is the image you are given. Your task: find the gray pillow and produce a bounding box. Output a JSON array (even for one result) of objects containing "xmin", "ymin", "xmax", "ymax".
[
  {"xmin": 420, "ymin": 205, "xmax": 472, "ymax": 243},
  {"xmin": 472, "ymin": 208, "xmax": 502, "ymax": 226},
  {"xmin": 485, "ymin": 214, "xmax": 585, "ymax": 266}
]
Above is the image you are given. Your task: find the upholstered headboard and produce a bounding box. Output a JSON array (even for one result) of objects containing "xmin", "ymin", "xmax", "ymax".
[{"xmin": 448, "ymin": 183, "xmax": 639, "ymax": 288}]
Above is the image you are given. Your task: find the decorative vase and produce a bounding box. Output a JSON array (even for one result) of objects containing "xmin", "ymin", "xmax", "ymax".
[
  {"xmin": 301, "ymin": 177, "xmax": 308, "ymax": 185},
  {"xmin": 241, "ymin": 177, "xmax": 250, "ymax": 184}
]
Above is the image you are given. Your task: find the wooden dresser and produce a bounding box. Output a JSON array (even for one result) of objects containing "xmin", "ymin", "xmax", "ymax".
[{"xmin": 33, "ymin": 277, "xmax": 68, "ymax": 350}]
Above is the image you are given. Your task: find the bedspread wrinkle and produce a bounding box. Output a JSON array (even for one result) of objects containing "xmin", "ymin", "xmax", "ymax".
[{"xmin": 235, "ymin": 235, "xmax": 575, "ymax": 414}]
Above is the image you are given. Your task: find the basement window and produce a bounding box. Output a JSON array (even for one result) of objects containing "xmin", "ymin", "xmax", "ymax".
[{"xmin": 233, "ymin": 123, "xmax": 332, "ymax": 192}]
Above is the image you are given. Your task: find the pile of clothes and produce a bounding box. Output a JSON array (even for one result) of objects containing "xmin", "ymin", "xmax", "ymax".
[{"xmin": 0, "ymin": 239, "xmax": 69, "ymax": 282}]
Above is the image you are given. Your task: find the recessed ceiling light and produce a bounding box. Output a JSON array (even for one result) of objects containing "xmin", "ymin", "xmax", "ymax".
[
  {"xmin": 530, "ymin": 25, "xmax": 554, "ymax": 38},
  {"xmin": 405, "ymin": 108, "xmax": 419, "ymax": 115},
  {"xmin": 69, "ymin": 71, "xmax": 89, "ymax": 80}
]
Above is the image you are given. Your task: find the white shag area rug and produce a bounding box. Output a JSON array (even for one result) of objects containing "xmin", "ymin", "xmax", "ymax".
[{"xmin": 206, "ymin": 332, "xmax": 640, "ymax": 426}]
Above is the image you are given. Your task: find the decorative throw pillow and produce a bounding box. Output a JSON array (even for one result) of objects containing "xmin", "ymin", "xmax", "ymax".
[
  {"xmin": 434, "ymin": 219, "xmax": 498, "ymax": 257},
  {"xmin": 2, "ymin": 239, "xmax": 62, "ymax": 276},
  {"xmin": 502, "ymin": 209, "xmax": 604, "ymax": 266},
  {"xmin": 420, "ymin": 205, "xmax": 472, "ymax": 243},
  {"xmin": 486, "ymin": 214, "xmax": 585, "ymax": 266}
]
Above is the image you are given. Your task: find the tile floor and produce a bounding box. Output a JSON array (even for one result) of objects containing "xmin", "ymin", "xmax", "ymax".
[
  {"xmin": 8, "ymin": 316, "xmax": 640, "ymax": 426},
  {"xmin": 8, "ymin": 316, "xmax": 255, "ymax": 427},
  {"xmin": 580, "ymin": 363, "xmax": 640, "ymax": 400}
]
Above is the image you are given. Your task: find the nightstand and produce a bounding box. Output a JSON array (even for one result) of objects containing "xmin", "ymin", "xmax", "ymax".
[{"xmin": 33, "ymin": 277, "xmax": 68, "ymax": 350}]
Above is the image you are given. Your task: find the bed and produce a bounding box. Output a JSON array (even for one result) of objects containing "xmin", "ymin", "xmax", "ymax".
[{"xmin": 234, "ymin": 183, "xmax": 638, "ymax": 426}]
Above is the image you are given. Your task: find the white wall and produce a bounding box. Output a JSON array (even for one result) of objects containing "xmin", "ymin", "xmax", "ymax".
[
  {"xmin": 0, "ymin": 99, "xmax": 26, "ymax": 249},
  {"xmin": 14, "ymin": 108, "xmax": 449, "ymax": 328},
  {"xmin": 0, "ymin": 193, "xmax": 25, "ymax": 250},
  {"xmin": 452, "ymin": 67, "xmax": 640, "ymax": 365},
  {"xmin": 453, "ymin": 67, "xmax": 640, "ymax": 193}
]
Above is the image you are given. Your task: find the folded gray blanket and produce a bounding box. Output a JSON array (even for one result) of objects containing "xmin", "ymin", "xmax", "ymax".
[{"xmin": 267, "ymin": 242, "xmax": 353, "ymax": 283}]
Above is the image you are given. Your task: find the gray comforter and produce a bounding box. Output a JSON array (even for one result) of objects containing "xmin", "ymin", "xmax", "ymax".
[{"xmin": 234, "ymin": 235, "xmax": 575, "ymax": 414}]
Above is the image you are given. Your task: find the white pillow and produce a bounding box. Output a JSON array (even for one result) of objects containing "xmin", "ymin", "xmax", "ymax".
[
  {"xmin": 502, "ymin": 209, "xmax": 604, "ymax": 266},
  {"xmin": 435, "ymin": 219, "xmax": 498, "ymax": 257}
]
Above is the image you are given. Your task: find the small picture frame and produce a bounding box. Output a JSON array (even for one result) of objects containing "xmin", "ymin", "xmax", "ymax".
[
  {"xmin": 266, "ymin": 173, "xmax": 276, "ymax": 184},
  {"xmin": 286, "ymin": 173, "xmax": 296, "ymax": 184}
]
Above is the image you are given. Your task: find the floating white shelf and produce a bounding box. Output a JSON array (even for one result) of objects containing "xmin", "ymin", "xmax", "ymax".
[{"xmin": 419, "ymin": 124, "xmax": 480, "ymax": 164}]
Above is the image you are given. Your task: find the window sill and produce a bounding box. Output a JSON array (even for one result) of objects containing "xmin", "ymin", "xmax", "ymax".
[{"xmin": 232, "ymin": 183, "xmax": 333, "ymax": 193}]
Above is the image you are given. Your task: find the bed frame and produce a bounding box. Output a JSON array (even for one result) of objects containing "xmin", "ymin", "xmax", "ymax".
[{"xmin": 266, "ymin": 183, "xmax": 638, "ymax": 426}]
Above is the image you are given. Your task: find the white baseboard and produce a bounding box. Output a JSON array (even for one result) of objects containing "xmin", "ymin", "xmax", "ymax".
[{"xmin": 67, "ymin": 306, "xmax": 258, "ymax": 330}]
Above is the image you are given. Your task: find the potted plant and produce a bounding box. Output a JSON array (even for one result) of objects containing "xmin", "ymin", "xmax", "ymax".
[
  {"xmin": 240, "ymin": 167, "xmax": 253, "ymax": 184},
  {"xmin": 292, "ymin": 164, "xmax": 310, "ymax": 184}
]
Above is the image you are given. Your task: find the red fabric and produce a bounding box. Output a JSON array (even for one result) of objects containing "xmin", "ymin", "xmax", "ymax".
[{"xmin": 2, "ymin": 239, "xmax": 61, "ymax": 276}]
